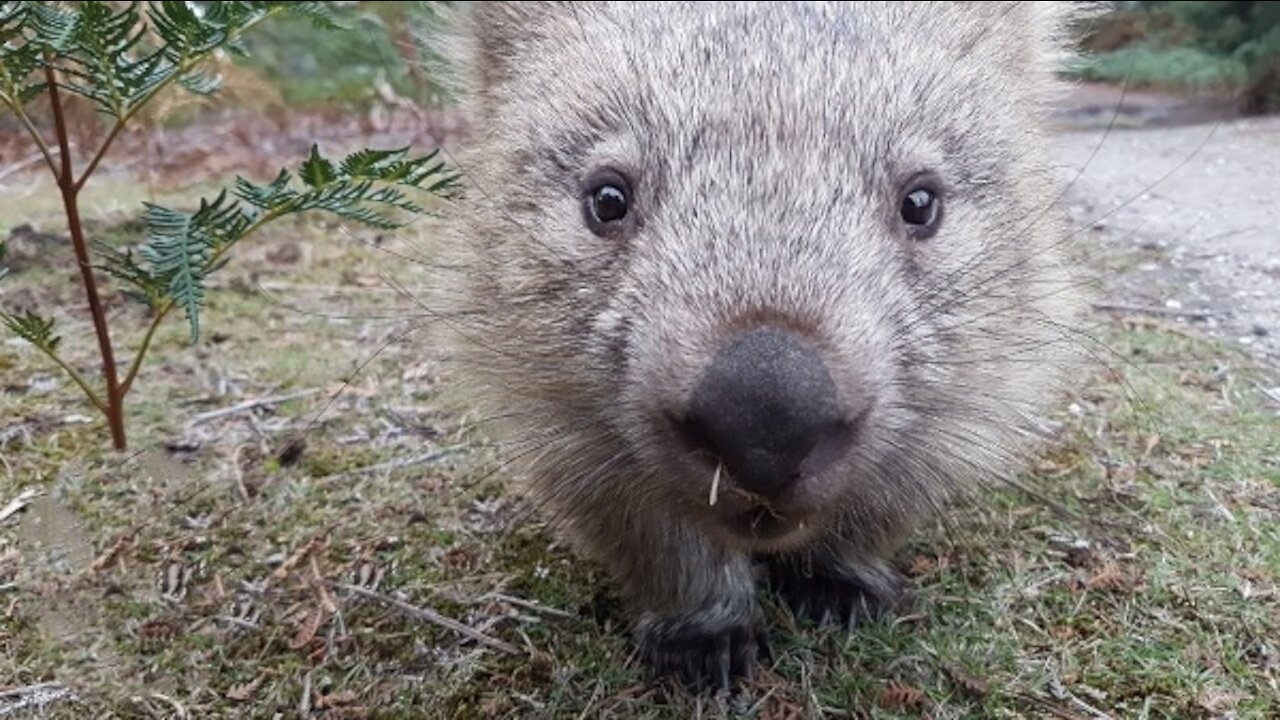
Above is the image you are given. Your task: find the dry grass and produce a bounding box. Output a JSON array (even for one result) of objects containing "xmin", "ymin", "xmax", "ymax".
[{"xmin": 1, "ymin": 151, "xmax": 1278, "ymax": 719}]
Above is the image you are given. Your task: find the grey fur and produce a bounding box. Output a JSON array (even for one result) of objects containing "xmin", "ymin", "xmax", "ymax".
[{"xmin": 424, "ymin": 0, "xmax": 1100, "ymax": 689}]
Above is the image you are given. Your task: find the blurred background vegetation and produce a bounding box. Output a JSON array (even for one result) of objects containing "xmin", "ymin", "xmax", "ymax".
[
  {"xmin": 9, "ymin": 0, "xmax": 1275, "ymax": 132},
  {"xmin": 227, "ymin": 0, "xmax": 1280, "ymax": 119},
  {"xmin": 1069, "ymin": 0, "xmax": 1280, "ymax": 113},
  {"xmin": 231, "ymin": 0, "xmax": 453, "ymax": 111},
  {"xmin": 147, "ymin": 1, "xmax": 1280, "ymax": 118}
]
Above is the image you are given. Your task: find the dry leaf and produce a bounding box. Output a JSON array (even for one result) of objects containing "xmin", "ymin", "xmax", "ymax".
[
  {"xmin": 1196, "ymin": 687, "xmax": 1245, "ymax": 713},
  {"xmin": 906, "ymin": 554, "xmax": 935, "ymax": 577},
  {"xmin": 315, "ymin": 689, "xmax": 358, "ymax": 709},
  {"xmin": 878, "ymin": 680, "xmax": 925, "ymax": 710},
  {"xmin": 1085, "ymin": 561, "xmax": 1128, "ymax": 592},
  {"xmin": 269, "ymin": 531, "xmax": 328, "ymax": 586},
  {"xmin": 290, "ymin": 604, "xmax": 326, "ymax": 650},
  {"xmin": 226, "ymin": 673, "xmax": 265, "ymax": 702},
  {"xmin": 89, "ymin": 534, "xmax": 135, "ymax": 573},
  {"xmin": 945, "ymin": 664, "xmax": 990, "ymax": 697}
]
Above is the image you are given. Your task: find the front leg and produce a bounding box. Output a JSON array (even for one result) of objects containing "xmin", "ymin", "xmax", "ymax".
[
  {"xmin": 764, "ymin": 543, "xmax": 905, "ymax": 631},
  {"xmin": 589, "ymin": 512, "xmax": 770, "ymax": 692}
]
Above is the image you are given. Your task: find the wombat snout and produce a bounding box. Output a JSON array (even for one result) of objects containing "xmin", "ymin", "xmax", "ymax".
[{"xmin": 673, "ymin": 327, "xmax": 864, "ymax": 499}]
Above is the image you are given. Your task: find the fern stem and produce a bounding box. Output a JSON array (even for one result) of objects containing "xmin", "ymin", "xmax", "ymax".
[
  {"xmin": 45, "ymin": 59, "xmax": 127, "ymax": 451},
  {"xmin": 1, "ymin": 96, "xmax": 61, "ymax": 180},
  {"xmin": 118, "ymin": 302, "xmax": 169, "ymax": 398},
  {"xmin": 22, "ymin": 334, "xmax": 109, "ymax": 415}
]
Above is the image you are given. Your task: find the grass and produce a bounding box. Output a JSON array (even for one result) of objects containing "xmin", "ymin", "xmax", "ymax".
[{"xmin": 2, "ymin": 155, "xmax": 1279, "ymax": 719}]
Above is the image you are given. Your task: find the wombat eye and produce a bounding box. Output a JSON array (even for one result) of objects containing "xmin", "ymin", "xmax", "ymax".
[
  {"xmin": 593, "ymin": 185, "xmax": 628, "ymax": 223},
  {"xmin": 900, "ymin": 182, "xmax": 942, "ymax": 239},
  {"xmin": 582, "ymin": 168, "xmax": 633, "ymax": 236}
]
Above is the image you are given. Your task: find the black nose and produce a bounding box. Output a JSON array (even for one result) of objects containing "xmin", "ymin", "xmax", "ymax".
[{"xmin": 676, "ymin": 327, "xmax": 858, "ymax": 499}]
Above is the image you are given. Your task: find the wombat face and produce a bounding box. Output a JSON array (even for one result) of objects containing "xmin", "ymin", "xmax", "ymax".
[{"xmin": 439, "ymin": 2, "xmax": 1088, "ymax": 553}]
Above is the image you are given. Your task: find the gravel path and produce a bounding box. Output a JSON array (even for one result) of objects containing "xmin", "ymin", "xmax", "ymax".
[{"xmin": 1052, "ymin": 84, "xmax": 1280, "ymax": 370}]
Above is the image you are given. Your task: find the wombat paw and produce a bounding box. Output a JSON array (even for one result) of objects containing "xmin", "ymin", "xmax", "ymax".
[
  {"xmin": 635, "ymin": 612, "xmax": 773, "ymax": 693},
  {"xmin": 767, "ymin": 559, "xmax": 904, "ymax": 631}
]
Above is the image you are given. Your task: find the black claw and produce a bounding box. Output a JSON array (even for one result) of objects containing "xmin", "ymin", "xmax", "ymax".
[
  {"xmin": 757, "ymin": 632, "xmax": 775, "ymax": 667},
  {"xmin": 715, "ymin": 634, "xmax": 731, "ymax": 692},
  {"xmin": 767, "ymin": 557, "xmax": 904, "ymax": 631},
  {"xmin": 636, "ymin": 612, "xmax": 770, "ymax": 693}
]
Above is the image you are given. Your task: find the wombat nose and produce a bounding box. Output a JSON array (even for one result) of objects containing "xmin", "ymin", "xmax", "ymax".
[{"xmin": 676, "ymin": 327, "xmax": 858, "ymax": 499}]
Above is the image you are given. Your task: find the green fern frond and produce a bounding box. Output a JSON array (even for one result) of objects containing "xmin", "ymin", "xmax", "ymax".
[
  {"xmin": 139, "ymin": 203, "xmax": 210, "ymax": 343},
  {"xmin": 299, "ymin": 145, "xmax": 338, "ymax": 188},
  {"xmin": 1, "ymin": 308, "xmax": 60, "ymax": 353},
  {"xmin": 1, "ymin": 1, "xmax": 330, "ymax": 117},
  {"xmin": 92, "ymin": 241, "xmax": 167, "ymax": 310},
  {"xmin": 234, "ymin": 169, "xmax": 295, "ymax": 209},
  {"xmin": 133, "ymin": 143, "xmax": 456, "ymax": 344},
  {"xmin": 176, "ymin": 68, "xmax": 222, "ymax": 96},
  {"xmin": 137, "ymin": 190, "xmax": 251, "ymax": 342},
  {"xmin": 0, "ymin": 3, "xmax": 46, "ymax": 105},
  {"xmin": 338, "ymin": 147, "xmax": 408, "ymax": 177},
  {"xmin": 282, "ymin": 1, "xmax": 347, "ymax": 32}
]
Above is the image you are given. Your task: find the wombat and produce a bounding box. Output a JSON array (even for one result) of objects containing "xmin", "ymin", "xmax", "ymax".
[{"xmin": 427, "ymin": 1, "xmax": 1094, "ymax": 692}]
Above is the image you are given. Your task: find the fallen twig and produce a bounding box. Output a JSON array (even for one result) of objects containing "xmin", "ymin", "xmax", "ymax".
[
  {"xmin": 479, "ymin": 591, "xmax": 575, "ymax": 620},
  {"xmin": 331, "ymin": 445, "xmax": 469, "ymax": 479},
  {"xmin": 334, "ymin": 581, "xmax": 521, "ymax": 656},
  {"xmin": 89, "ymin": 528, "xmax": 142, "ymax": 574},
  {"xmin": 1014, "ymin": 693, "xmax": 1089, "ymax": 720},
  {"xmin": 1256, "ymin": 383, "xmax": 1280, "ymax": 407},
  {"xmin": 0, "ymin": 488, "xmax": 40, "ymax": 524},
  {"xmin": 267, "ymin": 529, "xmax": 331, "ymax": 589},
  {"xmin": 1092, "ymin": 302, "xmax": 1214, "ymax": 321},
  {"xmin": 189, "ymin": 389, "xmax": 322, "ymax": 425},
  {"xmin": 0, "ymin": 682, "xmax": 76, "ymax": 716}
]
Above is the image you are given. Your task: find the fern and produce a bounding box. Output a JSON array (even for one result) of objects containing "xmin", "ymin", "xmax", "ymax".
[
  {"xmin": 1, "ymin": 308, "xmax": 60, "ymax": 353},
  {"xmin": 92, "ymin": 242, "xmax": 166, "ymax": 310},
  {"xmin": 0, "ymin": 1, "xmax": 329, "ymax": 119},
  {"xmin": 0, "ymin": 0, "xmax": 455, "ymax": 450},
  {"xmin": 135, "ymin": 145, "xmax": 458, "ymax": 342}
]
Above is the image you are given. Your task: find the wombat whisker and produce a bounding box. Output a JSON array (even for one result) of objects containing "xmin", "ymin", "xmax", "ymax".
[
  {"xmin": 455, "ymin": 418, "xmax": 605, "ymax": 494},
  {"xmin": 709, "ymin": 461, "xmax": 723, "ymax": 507},
  {"xmin": 909, "ymin": 91, "xmax": 1217, "ymax": 323},
  {"xmin": 995, "ymin": 45, "xmax": 1140, "ymax": 255},
  {"xmin": 917, "ymin": 114, "xmax": 1223, "ymax": 316},
  {"xmin": 331, "ymin": 223, "xmax": 462, "ymax": 274},
  {"xmin": 299, "ymin": 318, "xmax": 434, "ymax": 436},
  {"xmin": 517, "ymin": 450, "xmax": 639, "ymax": 530}
]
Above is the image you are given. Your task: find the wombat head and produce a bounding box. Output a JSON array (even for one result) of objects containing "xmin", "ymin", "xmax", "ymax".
[{"xmin": 431, "ymin": 2, "xmax": 1094, "ymax": 554}]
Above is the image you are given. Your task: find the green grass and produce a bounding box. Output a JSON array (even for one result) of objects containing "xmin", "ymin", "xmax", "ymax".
[{"xmin": 2, "ymin": 176, "xmax": 1279, "ymax": 718}]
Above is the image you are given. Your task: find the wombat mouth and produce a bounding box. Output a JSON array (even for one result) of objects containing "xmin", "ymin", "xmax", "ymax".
[{"xmin": 724, "ymin": 502, "xmax": 808, "ymax": 545}]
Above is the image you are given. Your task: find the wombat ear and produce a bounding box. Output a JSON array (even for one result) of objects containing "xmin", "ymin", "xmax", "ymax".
[
  {"xmin": 968, "ymin": 1, "xmax": 1107, "ymax": 83},
  {"xmin": 431, "ymin": 1, "xmax": 572, "ymax": 98}
]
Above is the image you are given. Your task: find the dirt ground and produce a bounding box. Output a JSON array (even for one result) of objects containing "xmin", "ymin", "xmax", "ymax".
[{"xmin": 1053, "ymin": 82, "xmax": 1280, "ymax": 371}]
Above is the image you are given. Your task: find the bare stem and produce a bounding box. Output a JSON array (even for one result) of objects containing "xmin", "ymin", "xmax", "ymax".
[
  {"xmin": 16, "ymin": 330, "xmax": 108, "ymax": 415},
  {"xmin": 45, "ymin": 60, "xmax": 127, "ymax": 451},
  {"xmin": 0, "ymin": 94, "xmax": 61, "ymax": 179},
  {"xmin": 118, "ymin": 301, "xmax": 170, "ymax": 398}
]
